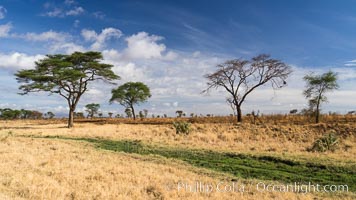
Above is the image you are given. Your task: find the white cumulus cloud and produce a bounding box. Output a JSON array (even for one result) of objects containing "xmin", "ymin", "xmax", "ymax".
[
  {"xmin": 123, "ymin": 32, "xmax": 166, "ymax": 60},
  {"xmin": 102, "ymin": 49, "xmax": 147, "ymax": 81},
  {"xmin": 81, "ymin": 28, "xmax": 122, "ymax": 50},
  {"xmin": 0, "ymin": 52, "xmax": 44, "ymax": 70}
]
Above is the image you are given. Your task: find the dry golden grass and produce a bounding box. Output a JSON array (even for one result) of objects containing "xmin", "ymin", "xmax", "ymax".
[
  {"xmin": 2, "ymin": 120, "xmax": 354, "ymax": 163},
  {"xmin": 0, "ymin": 120, "xmax": 355, "ymax": 199},
  {"xmin": 0, "ymin": 135, "xmax": 329, "ymax": 200}
]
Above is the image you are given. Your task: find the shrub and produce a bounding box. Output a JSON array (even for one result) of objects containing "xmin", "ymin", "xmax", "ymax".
[
  {"xmin": 309, "ymin": 132, "xmax": 339, "ymax": 152},
  {"xmin": 173, "ymin": 121, "xmax": 191, "ymax": 135}
]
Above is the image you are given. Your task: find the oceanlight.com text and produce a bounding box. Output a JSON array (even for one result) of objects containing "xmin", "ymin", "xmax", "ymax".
[{"xmin": 176, "ymin": 181, "xmax": 349, "ymax": 194}]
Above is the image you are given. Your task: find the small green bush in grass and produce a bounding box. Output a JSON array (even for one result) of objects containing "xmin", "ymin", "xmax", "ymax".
[
  {"xmin": 309, "ymin": 132, "xmax": 339, "ymax": 152},
  {"xmin": 173, "ymin": 121, "xmax": 191, "ymax": 135}
]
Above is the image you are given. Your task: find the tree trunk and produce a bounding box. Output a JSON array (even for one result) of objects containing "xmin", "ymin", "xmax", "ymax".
[
  {"xmin": 315, "ymin": 103, "xmax": 320, "ymax": 124},
  {"xmin": 131, "ymin": 105, "xmax": 136, "ymax": 120},
  {"xmin": 236, "ymin": 106, "xmax": 242, "ymax": 122},
  {"xmin": 68, "ymin": 108, "xmax": 74, "ymax": 128},
  {"xmin": 315, "ymin": 94, "xmax": 321, "ymax": 124}
]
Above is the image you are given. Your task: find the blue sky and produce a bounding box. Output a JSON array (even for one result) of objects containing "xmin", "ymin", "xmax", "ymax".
[{"xmin": 0, "ymin": 0, "xmax": 355, "ymax": 117}]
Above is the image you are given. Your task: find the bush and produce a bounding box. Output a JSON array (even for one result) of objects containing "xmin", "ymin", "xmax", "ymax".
[
  {"xmin": 309, "ymin": 132, "xmax": 339, "ymax": 152},
  {"xmin": 173, "ymin": 121, "xmax": 191, "ymax": 135}
]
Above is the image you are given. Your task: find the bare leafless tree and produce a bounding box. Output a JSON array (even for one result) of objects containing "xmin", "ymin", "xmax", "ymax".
[{"xmin": 203, "ymin": 54, "xmax": 292, "ymax": 122}]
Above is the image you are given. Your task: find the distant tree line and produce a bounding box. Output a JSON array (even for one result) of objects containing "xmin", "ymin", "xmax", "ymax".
[{"xmin": 0, "ymin": 108, "xmax": 50, "ymax": 120}]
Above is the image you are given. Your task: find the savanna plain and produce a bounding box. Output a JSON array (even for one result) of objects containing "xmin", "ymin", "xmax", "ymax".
[{"xmin": 0, "ymin": 115, "xmax": 355, "ymax": 200}]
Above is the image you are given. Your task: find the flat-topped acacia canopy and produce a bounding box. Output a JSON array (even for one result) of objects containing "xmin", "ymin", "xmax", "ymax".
[{"xmin": 15, "ymin": 51, "xmax": 120, "ymax": 128}]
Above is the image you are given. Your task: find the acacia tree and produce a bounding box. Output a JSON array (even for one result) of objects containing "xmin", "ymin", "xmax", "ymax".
[
  {"xmin": 74, "ymin": 112, "xmax": 85, "ymax": 119},
  {"xmin": 125, "ymin": 108, "xmax": 132, "ymax": 118},
  {"xmin": 176, "ymin": 110, "xmax": 183, "ymax": 118},
  {"xmin": 110, "ymin": 82, "xmax": 151, "ymax": 120},
  {"xmin": 46, "ymin": 111, "xmax": 55, "ymax": 119},
  {"xmin": 108, "ymin": 112, "xmax": 113, "ymax": 118},
  {"xmin": 143, "ymin": 109, "xmax": 148, "ymax": 118},
  {"xmin": 204, "ymin": 54, "xmax": 292, "ymax": 122},
  {"xmin": 303, "ymin": 71, "xmax": 338, "ymax": 123},
  {"xmin": 85, "ymin": 103, "xmax": 100, "ymax": 118},
  {"xmin": 15, "ymin": 51, "xmax": 119, "ymax": 128}
]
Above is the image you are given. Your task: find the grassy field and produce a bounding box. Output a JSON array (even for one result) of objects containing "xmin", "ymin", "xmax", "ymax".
[{"xmin": 0, "ymin": 117, "xmax": 355, "ymax": 199}]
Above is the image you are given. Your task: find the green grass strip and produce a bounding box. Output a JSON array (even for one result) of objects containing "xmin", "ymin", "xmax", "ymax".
[{"xmin": 40, "ymin": 135, "xmax": 356, "ymax": 192}]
